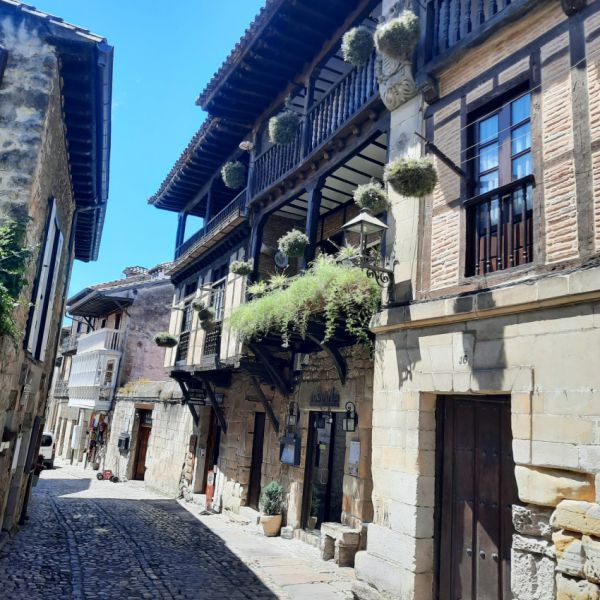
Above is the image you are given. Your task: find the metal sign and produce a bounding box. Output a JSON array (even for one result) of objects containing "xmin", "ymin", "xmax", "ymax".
[{"xmin": 310, "ymin": 388, "xmax": 340, "ymax": 408}]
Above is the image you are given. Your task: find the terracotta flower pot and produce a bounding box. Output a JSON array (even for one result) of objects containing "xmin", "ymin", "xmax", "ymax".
[{"xmin": 260, "ymin": 514, "xmax": 282, "ymax": 537}]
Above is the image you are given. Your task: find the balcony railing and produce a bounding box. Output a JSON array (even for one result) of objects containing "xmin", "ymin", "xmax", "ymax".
[
  {"xmin": 422, "ymin": 0, "xmax": 528, "ymax": 64},
  {"xmin": 52, "ymin": 379, "xmax": 69, "ymax": 399},
  {"xmin": 176, "ymin": 190, "xmax": 247, "ymax": 259},
  {"xmin": 252, "ymin": 52, "xmax": 378, "ymax": 198},
  {"xmin": 76, "ymin": 328, "xmax": 123, "ymax": 354},
  {"xmin": 466, "ymin": 177, "xmax": 534, "ymax": 276},
  {"xmin": 66, "ymin": 385, "xmax": 113, "ymax": 410}
]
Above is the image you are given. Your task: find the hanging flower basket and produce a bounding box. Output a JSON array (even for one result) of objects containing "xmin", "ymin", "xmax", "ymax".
[
  {"xmin": 154, "ymin": 332, "xmax": 178, "ymax": 348},
  {"xmin": 278, "ymin": 229, "xmax": 309, "ymax": 258},
  {"xmin": 192, "ymin": 300, "xmax": 215, "ymax": 322},
  {"xmin": 353, "ymin": 181, "xmax": 389, "ymax": 214},
  {"xmin": 384, "ymin": 158, "xmax": 438, "ymax": 197},
  {"xmin": 342, "ymin": 26, "xmax": 374, "ymax": 67},
  {"xmin": 221, "ymin": 161, "xmax": 246, "ymax": 190},
  {"xmin": 200, "ymin": 319, "xmax": 216, "ymax": 332},
  {"xmin": 374, "ymin": 11, "xmax": 420, "ymax": 60},
  {"xmin": 230, "ymin": 260, "xmax": 253, "ymax": 276},
  {"xmin": 269, "ymin": 110, "xmax": 301, "ymax": 145}
]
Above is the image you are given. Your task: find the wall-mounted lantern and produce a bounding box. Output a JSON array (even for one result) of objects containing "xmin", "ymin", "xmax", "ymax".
[
  {"xmin": 342, "ymin": 208, "xmax": 395, "ymax": 303},
  {"xmin": 286, "ymin": 401, "xmax": 299, "ymax": 428},
  {"xmin": 342, "ymin": 402, "xmax": 358, "ymax": 432}
]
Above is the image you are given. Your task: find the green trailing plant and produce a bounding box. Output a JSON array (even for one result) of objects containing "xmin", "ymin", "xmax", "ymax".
[
  {"xmin": 336, "ymin": 245, "xmax": 362, "ymax": 265},
  {"xmin": 384, "ymin": 157, "xmax": 438, "ymax": 197},
  {"xmin": 278, "ymin": 229, "xmax": 309, "ymax": 258},
  {"xmin": 260, "ymin": 481, "xmax": 283, "ymax": 516},
  {"xmin": 268, "ymin": 273, "xmax": 288, "ymax": 290},
  {"xmin": 0, "ymin": 216, "xmax": 33, "ymax": 340},
  {"xmin": 268, "ymin": 110, "xmax": 301, "ymax": 145},
  {"xmin": 247, "ymin": 281, "xmax": 268, "ymax": 297},
  {"xmin": 221, "ymin": 161, "xmax": 246, "ymax": 190},
  {"xmin": 228, "ymin": 256, "xmax": 380, "ymax": 346},
  {"xmin": 341, "ymin": 26, "xmax": 374, "ymax": 67},
  {"xmin": 192, "ymin": 300, "xmax": 215, "ymax": 322},
  {"xmin": 374, "ymin": 11, "xmax": 420, "ymax": 60},
  {"xmin": 353, "ymin": 181, "xmax": 389, "ymax": 214},
  {"xmin": 230, "ymin": 260, "xmax": 253, "ymax": 276},
  {"xmin": 154, "ymin": 332, "xmax": 178, "ymax": 348}
]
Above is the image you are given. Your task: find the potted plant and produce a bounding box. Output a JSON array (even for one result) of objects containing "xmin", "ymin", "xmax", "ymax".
[
  {"xmin": 230, "ymin": 259, "xmax": 253, "ymax": 276},
  {"xmin": 278, "ymin": 229, "xmax": 309, "ymax": 258},
  {"xmin": 342, "ymin": 26, "xmax": 374, "ymax": 67},
  {"xmin": 154, "ymin": 332, "xmax": 178, "ymax": 348},
  {"xmin": 353, "ymin": 180, "xmax": 389, "ymax": 214},
  {"xmin": 384, "ymin": 157, "xmax": 438, "ymax": 197},
  {"xmin": 269, "ymin": 110, "xmax": 301, "ymax": 145},
  {"xmin": 374, "ymin": 10, "xmax": 420, "ymax": 60},
  {"xmin": 221, "ymin": 161, "xmax": 246, "ymax": 190},
  {"xmin": 259, "ymin": 481, "xmax": 284, "ymax": 537}
]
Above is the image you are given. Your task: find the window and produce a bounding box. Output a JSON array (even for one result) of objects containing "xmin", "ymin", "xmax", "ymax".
[
  {"xmin": 103, "ymin": 360, "xmax": 115, "ymax": 387},
  {"xmin": 176, "ymin": 302, "xmax": 193, "ymax": 364},
  {"xmin": 466, "ymin": 92, "xmax": 534, "ymax": 276},
  {"xmin": 114, "ymin": 313, "xmax": 121, "ymax": 330},
  {"xmin": 26, "ymin": 198, "xmax": 64, "ymax": 361}
]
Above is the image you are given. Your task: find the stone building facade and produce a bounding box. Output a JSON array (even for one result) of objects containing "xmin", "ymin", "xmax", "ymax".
[
  {"xmin": 0, "ymin": 2, "xmax": 112, "ymax": 539},
  {"xmin": 352, "ymin": 0, "xmax": 600, "ymax": 599},
  {"xmin": 46, "ymin": 264, "xmax": 172, "ymax": 470}
]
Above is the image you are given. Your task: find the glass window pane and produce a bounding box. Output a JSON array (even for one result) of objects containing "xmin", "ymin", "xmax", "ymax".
[
  {"xmin": 479, "ymin": 171, "xmax": 499, "ymax": 193},
  {"xmin": 512, "ymin": 123, "xmax": 531, "ymax": 155},
  {"xmin": 511, "ymin": 94, "xmax": 531, "ymax": 124},
  {"xmin": 512, "ymin": 152, "xmax": 532, "ymax": 179},
  {"xmin": 490, "ymin": 197, "xmax": 499, "ymax": 227},
  {"xmin": 480, "ymin": 142, "xmax": 499, "ymax": 172},
  {"xmin": 479, "ymin": 115, "xmax": 499, "ymax": 144}
]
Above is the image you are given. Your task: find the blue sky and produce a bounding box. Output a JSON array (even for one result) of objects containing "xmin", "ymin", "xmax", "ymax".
[{"xmin": 33, "ymin": 0, "xmax": 264, "ymax": 295}]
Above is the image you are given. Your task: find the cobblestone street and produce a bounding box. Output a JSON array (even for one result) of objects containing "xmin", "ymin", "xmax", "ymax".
[{"xmin": 0, "ymin": 462, "xmax": 354, "ymax": 600}]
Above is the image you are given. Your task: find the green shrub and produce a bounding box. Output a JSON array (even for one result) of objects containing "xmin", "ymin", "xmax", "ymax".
[
  {"xmin": 0, "ymin": 216, "xmax": 33, "ymax": 340},
  {"xmin": 342, "ymin": 26, "xmax": 374, "ymax": 67},
  {"xmin": 228, "ymin": 256, "xmax": 380, "ymax": 346},
  {"xmin": 278, "ymin": 229, "xmax": 309, "ymax": 258},
  {"xmin": 374, "ymin": 11, "xmax": 420, "ymax": 60},
  {"xmin": 336, "ymin": 245, "xmax": 361, "ymax": 264},
  {"xmin": 268, "ymin": 273, "xmax": 288, "ymax": 290},
  {"xmin": 260, "ymin": 481, "xmax": 283, "ymax": 516},
  {"xmin": 247, "ymin": 281, "xmax": 268, "ymax": 297},
  {"xmin": 221, "ymin": 161, "xmax": 246, "ymax": 190},
  {"xmin": 230, "ymin": 260, "xmax": 253, "ymax": 276},
  {"xmin": 154, "ymin": 332, "xmax": 178, "ymax": 348},
  {"xmin": 269, "ymin": 110, "xmax": 301, "ymax": 145},
  {"xmin": 353, "ymin": 181, "xmax": 389, "ymax": 214},
  {"xmin": 384, "ymin": 157, "xmax": 438, "ymax": 197}
]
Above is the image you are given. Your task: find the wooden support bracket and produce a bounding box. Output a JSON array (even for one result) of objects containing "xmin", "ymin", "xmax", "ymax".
[
  {"xmin": 250, "ymin": 376, "xmax": 280, "ymax": 433},
  {"xmin": 248, "ymin": 342, "xmax": 291, "ymax": 397},
  {"xmin": 306, "ymin": 333, "xmax": 347, "ymax": 385}
]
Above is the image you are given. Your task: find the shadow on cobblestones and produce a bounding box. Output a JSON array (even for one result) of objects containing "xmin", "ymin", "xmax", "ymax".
[{"xmin": 0, "ymin": 479, "xmax": 279, "ymax": 600}]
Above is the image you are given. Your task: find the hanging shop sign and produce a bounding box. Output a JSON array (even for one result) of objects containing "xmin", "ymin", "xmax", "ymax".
[
  {"xmin": 310, "ymin": 388, "xmax": 340, "ymax": 408},
  {"xmin": 279, "ymin": 433, "xmax": 301, "ymax": 466}
]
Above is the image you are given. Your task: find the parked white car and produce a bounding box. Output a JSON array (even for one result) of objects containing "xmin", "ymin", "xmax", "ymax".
[{"xmin": 39, "ymin": 431, "xmax": 55, "ymax": 469}]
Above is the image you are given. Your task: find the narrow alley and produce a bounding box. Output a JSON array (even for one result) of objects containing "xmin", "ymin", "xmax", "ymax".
[{"xmin": 0, "ymin": 463, "xmax": 354, "ymax": 600}]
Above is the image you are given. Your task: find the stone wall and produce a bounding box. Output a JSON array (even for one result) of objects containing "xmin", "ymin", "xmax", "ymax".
[
  {"xmin": 211, "ymin": 346, "xmax": 373, "ymax": 533},
  {"xmin": 104, "ymin": 381, "xmax": 193, "ymax": 497},
  {"xmin": 0, "ymin": 13, "xmax": 75, "ymax": 533}
]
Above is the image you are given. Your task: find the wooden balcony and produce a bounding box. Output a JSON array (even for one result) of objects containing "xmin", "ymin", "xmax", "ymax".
[
  {"xmin": 175, "ymin": 189, "xmax": 247, "ymax": 261},
  {"xmin": 251, "ymin": 52, "xmax": 378, "ymax": 199},
  {"xmin": 419, "ymin": 0, "xmax": 534, "ymax": 71}
]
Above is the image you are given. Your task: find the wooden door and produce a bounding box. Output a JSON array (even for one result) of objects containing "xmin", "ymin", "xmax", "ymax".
[
  {"xmin": 438, "ymin": 396, "xmax": 518, "ymax": 600},
  {"xmin": 247, "ymin": 412, "xmax": 265, "ymax": 510},
  {"xmin": 133, "ymin": 425, "xmax": 151, "ymax": 480},
  {"xmin": 202, "ymin": 413, "xmax": 221, "ymax": 493}
]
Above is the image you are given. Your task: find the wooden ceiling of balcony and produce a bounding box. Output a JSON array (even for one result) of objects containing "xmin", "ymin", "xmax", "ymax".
[{"xmin": 274, "ymin": 133, "xmax": 388, "ymax": 221}]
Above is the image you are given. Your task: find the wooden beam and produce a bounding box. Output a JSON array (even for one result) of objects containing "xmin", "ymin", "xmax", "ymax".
[
  {"xmin": 202, "ymin": 378, "xmax": 228, "ymax": 434},
  {"xmin": 187, "ymin": 403, "xmax": 200, "ymax": 427},
  {"xmin": 248, "ymin": 342, "xmax": 291, "ymax": 397},
  {"xmin": 250, "ymin": 376, "xmax": 280, "ymax": 433},
  {"xmin": 306, "ymin": 332, "xmax": 347, "ymax": 385},
  {"xmin": 302, "ymin": 181, "xmax": 323, "ymax": 268}
]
